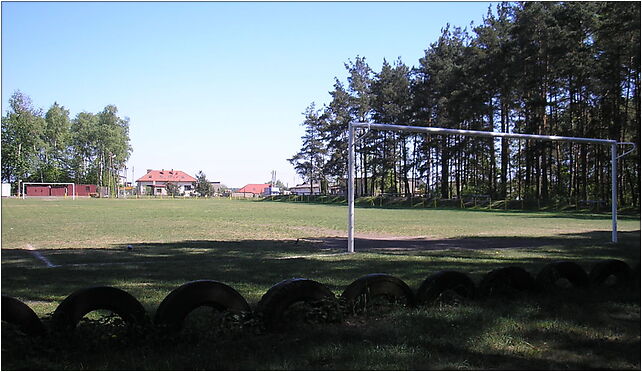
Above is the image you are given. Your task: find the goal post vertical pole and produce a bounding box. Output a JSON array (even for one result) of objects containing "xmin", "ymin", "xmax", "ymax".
[
  {"xmin": 611, "ymin": 142, "xmax": 618, "ymax": 243},
  {"xmin": 348, "ymin": 121, "xmax": 355, "ymax": 253}
]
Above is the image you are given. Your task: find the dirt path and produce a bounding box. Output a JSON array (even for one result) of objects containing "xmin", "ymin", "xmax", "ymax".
[
  {"xmin": 319, "ymin": 236, "xmax": 563, "ymax": 252},
  {"xmin": 288, "ymin": 224, "xmax": 550, "ymax": 251}
]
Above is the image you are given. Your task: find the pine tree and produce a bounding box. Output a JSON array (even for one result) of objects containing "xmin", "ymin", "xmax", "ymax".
[
  {"xmin": 323, "ymin": 80, "xmax": 352, "ymax": 192},
  {"xmin": 345, "ymin": 57, "xmax": 374, "ymax": 196},
  {"xmin": 194, "ymin": 171, "xmax": 214, "ymax": 197},
  {"xmin": 289, "ymin": 2, "xmax": 640, "ymax": 207},
  {"xmin": 288, "ymin": 103, "xmax": 328, "ymax": 194},
  {"xmin": 371, "ymin": 58, "xmax": 412, "ymax": 194}
]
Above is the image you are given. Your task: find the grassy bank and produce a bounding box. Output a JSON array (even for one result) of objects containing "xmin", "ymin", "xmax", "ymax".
[{"xmin": 265, "ymin": 194, "xmax": 641, "ymax": 214}]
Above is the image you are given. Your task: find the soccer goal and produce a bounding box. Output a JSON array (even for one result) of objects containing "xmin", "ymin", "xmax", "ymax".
[
  {"xmin": 346, "ymin": 122, "xmax": 636, "ymax": 252},
  {"xmin": 21, "ymin": 182, "xmax": 76, "ymax": 200}
]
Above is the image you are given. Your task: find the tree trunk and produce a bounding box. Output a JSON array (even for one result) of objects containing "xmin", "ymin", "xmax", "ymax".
[
  {"xmin": 440, "ymin": 137, "xmax": 449, "ymax": 199},
  {"xmin": 402, "ymin": 137, "xmax": 410, "ymax": 196},
  {"xmin": 500, "ymin": 101, "xmax": 509, "ymax": 198},
  {"xmin": 390, "ymin": 134, "xmax": 395, "ymax": 194},
  {"xmin": 455, "ymin": 142, "xmax": 461, "ymax": 199},
  {"xmin": 424, "ymin": 154, "xmax": 430, "ymax": 198},
  {"xmin": 381, "ymin": 133, "xmax": 386, "ymax": 195}
]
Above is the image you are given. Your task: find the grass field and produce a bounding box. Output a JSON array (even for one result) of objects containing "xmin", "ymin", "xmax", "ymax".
[{"xmin": 1, "ymin": 198, "xmax": 640, "ymax": 370}]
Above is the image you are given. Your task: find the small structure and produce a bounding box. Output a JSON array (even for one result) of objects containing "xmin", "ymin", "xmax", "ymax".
[
  {"xmin": 136, "ymin": 169, "xmax": 197, "ymax": 196},
  {"xmin": 290, "ymin": 183, "xmax": 321, "ymax": 195},
  {"xmin": 23, "ymin": 183, "xmax": 97, "ymax": 198},
  {"xmin": 235, "ymin": 183, "xmax": 270, "ymax": 197},
  {"xmin": 210, "ymin": 181, "xmax": 226, "ymax": 196},
  {"xmin": 263, "ymin": 186, "xmax": 280, "ymax": 196},
  {"xmin": 1, "ymin": 183, "xmax": 11, "ymax": 197},
  {"xmin": 76, "ymin": 184, "xmax": 98, "ymax": 196}
]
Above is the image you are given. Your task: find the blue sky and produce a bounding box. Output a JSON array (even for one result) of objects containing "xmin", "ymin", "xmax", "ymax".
[{"xmin": 2, "ymin": 1, "xmax": 493, "ymax": 188}]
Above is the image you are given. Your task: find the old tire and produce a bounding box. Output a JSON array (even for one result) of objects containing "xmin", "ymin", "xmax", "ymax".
[
  {"xmin": 589, "ymin": 259, "xmax": 633, "ymax": 287},
  {"xmin": 478, "ymin": 267, "xmax": 535, "ymax": 298},
  {"xmin": 416, "ymin": 271, "xmax": 475, "ymax": 305},
  {"xmin": 256, "ymin": 278, "xmax": 335, "ymax": 330},
  {"xmin": 536, "ymin": 261, "xmax": 589, "ymax": 291},
  {"xmin": 154, "ymin": 280, "xmax": 250, "ymax": 331},
  {"xmin": 51, "ymin": 286, "xmax": 148, "ymax": 331},
  {"xmin": 1, "ymin": 295, "xmax": 46, "ymax": 336},
  {"xmin": 341, "ymin": 273, "xmax": 415, "ymax": 307}
]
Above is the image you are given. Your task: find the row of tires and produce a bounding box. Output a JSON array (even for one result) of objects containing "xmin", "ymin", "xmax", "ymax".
[{"xmin": 3, "ymin": 259, "xmax": 639, "ymax": 337}]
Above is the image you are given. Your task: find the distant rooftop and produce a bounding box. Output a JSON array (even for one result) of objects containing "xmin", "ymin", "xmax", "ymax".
[
  {"xmin": 136, "ymin": 169, "xmax": 197, "ymax": 183},
  {"xmin": 237, "ymin": 183, "xmax": 270, "ymax": 194}
]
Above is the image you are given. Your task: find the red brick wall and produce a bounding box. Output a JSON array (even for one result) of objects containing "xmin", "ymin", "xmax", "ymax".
[
  {"xmin": 25, "ymin": 184, "xmax": 97, "ymax": 197},
  {"xmin": 26, "ymin": 186, "xmax": 50, "ymax": 196},
  {"xmin": 75, "ymin": 184, "xmax": 97, "ymax": 196}
]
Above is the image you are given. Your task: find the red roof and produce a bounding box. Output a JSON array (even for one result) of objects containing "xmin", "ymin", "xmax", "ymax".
[
  {"xmin": 136, "ymin": 169, "xmax": 197, "ymax": 183},
  {"xmin": 238, "ymin": 183, "xmax": 270, "ymax": 194}
]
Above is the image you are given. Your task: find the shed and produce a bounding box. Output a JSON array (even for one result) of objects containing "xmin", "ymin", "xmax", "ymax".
[{"xmin": 1, "ymin": 183, "xmax": 11, "ymax": 197}]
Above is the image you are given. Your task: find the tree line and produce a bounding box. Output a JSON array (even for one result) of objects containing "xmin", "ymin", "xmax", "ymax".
[
  {"xmin": 289, "ymin": 2, "xmax": 640, "ymax": 208},
  {"xmin": 2, "ymin": 91, "xmax": 132, "ymax": 193}
]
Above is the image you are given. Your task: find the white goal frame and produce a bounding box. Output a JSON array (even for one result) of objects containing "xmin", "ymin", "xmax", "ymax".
[
  {"xmin": 347, "ymin": 121, "xmax": 636, "ymax": 252},
  {"xmin": 21, "ymin": 182, "xmax": 76, "ymax": 200}
]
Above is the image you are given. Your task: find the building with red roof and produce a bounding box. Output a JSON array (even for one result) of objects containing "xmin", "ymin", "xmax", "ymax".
[
  {"xmin": 236, "ymin": 183, "xmax": 270, "ymax": 197},
  {"xmin": 136, "ymin": 169, "xmax": 197, "ymax": 196}
]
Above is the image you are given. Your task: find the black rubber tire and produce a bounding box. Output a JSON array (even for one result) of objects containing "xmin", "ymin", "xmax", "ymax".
[
  {"xmin": 2, "ymin": 295, "xmax": 46, "ymax": 336},
  {"xmin": 416, "ymin": 271, "xmax": 475, "ymax": 305},
  {"xmin": 154, "ymin": 280, "xmax": 250, "ymax": 331},
  {"xmin": 341, "ymin": 273, "xmax": 415, "ymax": 307},
  {"xmin": 536, "ymin": 261, "xmax": 589, "ymax": 290},
  {"xmin": 478, "ymin": 267, "xmax": 535, "ymax": 298},
  {"xmin": 51, "ymin": 286, "xmax": 148, "ymax": 331},
  {"xmin": 588, "ymin": 259, "xmax": 633, "ymax": 287},
  {"xmin": 255, "ymin": 278, "xmax": 335, "ymax": 330}
]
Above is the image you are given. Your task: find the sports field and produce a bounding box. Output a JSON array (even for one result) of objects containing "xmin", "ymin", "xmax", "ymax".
[{"xmin": 1, "ymin": 198, "xmax": 640, "ymax": 370}]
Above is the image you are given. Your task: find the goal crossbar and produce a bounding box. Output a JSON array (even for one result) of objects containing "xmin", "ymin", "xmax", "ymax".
[
  {"xmin": 21, "ymin": 182, "xmax": 76, "ymax": 200},
  {"xmin": 347, "ymin": 122, "xmax": 636, "ymax": 252}
]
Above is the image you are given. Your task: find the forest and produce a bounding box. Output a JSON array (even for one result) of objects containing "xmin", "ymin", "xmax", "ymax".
[
  {"xmin": 1, "ymin": 91, "xmax": 132, "ymax": 192},
  {"xmin": 289, "ymin": 2, "xmax": 640, "ymax": 208}
]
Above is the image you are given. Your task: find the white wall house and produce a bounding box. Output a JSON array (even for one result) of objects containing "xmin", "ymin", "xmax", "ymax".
[
  {"xmin": 136, "ymin": 169, "xmax": 197, "ymax": 196},
  {"xmin": 290, "ymin": 183, "xmax": 321, "ymax": 195}
]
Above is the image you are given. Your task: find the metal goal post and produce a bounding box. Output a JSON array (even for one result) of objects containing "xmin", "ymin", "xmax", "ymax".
[
  {"xmin": 347, "ymin": 121, "xmax": 636, "ymax": 252},
  {"xmin": 21, "ymin": 182, "xmax": 76, "ymax": 200}
]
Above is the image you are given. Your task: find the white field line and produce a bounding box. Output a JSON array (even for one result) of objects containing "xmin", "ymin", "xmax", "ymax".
[
  {"xmin": 23, "ymin": 244, "xmax": 156, "ymax": 268},
  {"xmin": 25, "ymin": 244, "xmax": 60, "ymax": 268}
]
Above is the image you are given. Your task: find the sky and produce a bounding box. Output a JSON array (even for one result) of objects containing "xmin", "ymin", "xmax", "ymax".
[{"xmin": 2, "ymin": 1, "xmax": 494, "ymax": 188}]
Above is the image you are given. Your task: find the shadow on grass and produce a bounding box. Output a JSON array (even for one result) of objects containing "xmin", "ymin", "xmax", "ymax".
[
  {"xmin": 2, "ymin": 230, "xmax": 639, "ymax": 306},
  {"xmin": 523, "ymin": 212, "xmax": 641, "ymax": 221},
  {"xmin": 1, "ymin": 230, "xmax": 640, "ymax": 370},
  {"xmin": 3, "ymin": 288, "xmax": 638, "ymax": 370}
]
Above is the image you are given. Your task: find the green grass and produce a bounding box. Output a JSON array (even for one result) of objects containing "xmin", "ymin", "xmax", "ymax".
[
  {"xmin": 1, "ymin": 198, "xmax": 640, "ymax": 370},
  {"xmin": 2, "ymin": 198, "xmax": 640, "ymax": 249}
]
